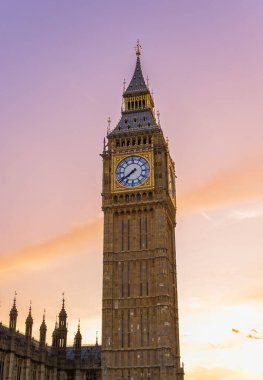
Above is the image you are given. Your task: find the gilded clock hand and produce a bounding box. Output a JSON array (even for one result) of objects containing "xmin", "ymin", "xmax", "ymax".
[{"xmin": 122, "ymin": 167, "xmax": 137, "ymax": 180}]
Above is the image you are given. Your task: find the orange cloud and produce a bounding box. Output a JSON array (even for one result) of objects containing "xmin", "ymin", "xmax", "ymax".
[
  {"xmin": 186, "ymin": 366, "xmax": 246, "ymax": 380},
  {"xmin": 0, "ymin": 218, "xmax": 103, "ymax": 272},
  {"xmin": 179, "ymin": 156, "xmax": 263, "ymax": 213}
]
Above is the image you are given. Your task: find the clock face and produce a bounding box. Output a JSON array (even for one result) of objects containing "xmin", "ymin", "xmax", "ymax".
[{"xmin": 115, "ymin": 155, "xmax": 150, "ymax": 187}]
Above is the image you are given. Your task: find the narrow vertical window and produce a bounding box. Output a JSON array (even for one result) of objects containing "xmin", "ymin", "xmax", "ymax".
[
  {"xmin": 121, "ymin": 311, "xmax": 124, "ymax": 348},
  {"xmin": 17, "ymin": 364, "xmax": 21, "ymax": 380},
  {"xmin": 121, "ymin": 262, "xmax": 124, "ymax": 297},
  {"xmin": 140, "ymin": 309, "xmax": 143, "ymax": 346},
  {"xmin": 139, "ymin": 218, "xmax": 142, "ymax": 249},
  {"xmin": 127, "ymin": 219, "xmax": 130, "ymax": 250},
  {"xmin": 127, "ymin": 310, "xmax": 131, "ymax": 347},
  {"xmin": 121, "ymin": 220, "xmax": 124, "ymax": 251},
  {"xmin": 147, "ymin": 308, "xmax": 150, "ymax": 346},
  {"xmin": 145, "ymin": 217, "xmax": 148, "ymax": 249},
  {"xmin": 146, "ymin": 260, "xmax": 149, "ymax": 296},
  {"xmin": 140, "ymin": 262, "xmax": 143, "ymax": 296},
  {"xmin": 0, "ymin": 360, "xmax": 4, "ymax": 380},
  {"xmin": 128, "ymin": 262, "xmax": 130, "ymax": 297}
]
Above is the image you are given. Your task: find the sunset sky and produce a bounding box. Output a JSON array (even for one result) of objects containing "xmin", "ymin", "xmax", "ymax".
[{"xmin": 1, "ymin": 1, "xmax": 263, "ymax": 379}]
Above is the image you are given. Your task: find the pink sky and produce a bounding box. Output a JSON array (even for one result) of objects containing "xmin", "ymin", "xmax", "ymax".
[{"xmin": 1, "ymin": 1, "xmax": 263, "ymax": 379}]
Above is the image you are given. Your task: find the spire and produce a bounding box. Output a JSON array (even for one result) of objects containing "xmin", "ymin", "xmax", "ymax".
[
  {"xmin": 40, "ymin": 310, "xmax": 47, "ymax": 331},
  {"xmin": 123, "ymin": 40, "xmax": 149, "ymax": 96},
  {"xmin": 59, "ymin": 293, "xmax": 67, "ymax": 320},
  {"xmin": 40, "ymin": 310, "xmax": 47, "ymax": 348},
  {"xmin": 52, "ymin": 317, "xmax": 58, "ymax": 348},
  {"xmin": 74, "ymin": 320, "xmax": 82, "ymax": 358},
  {"xmin": 9, "ymin": 292, "xmax": 18, "ymax": 331},
  {"xmin": 25, "ymin": 302, "xmax": 33, "ymax": 339},
  {"xmin": 75, "ymin": 321, "xmax": 82, "ymax": 343}
]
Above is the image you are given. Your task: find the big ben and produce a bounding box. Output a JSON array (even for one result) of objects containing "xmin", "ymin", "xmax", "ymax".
[{"xmin": 101, "ymin": 42, "xmax": 184, "ymax": 380}]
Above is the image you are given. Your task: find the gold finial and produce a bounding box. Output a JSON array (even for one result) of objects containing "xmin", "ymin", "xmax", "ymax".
[
  {"xmin": 123, "ymin": 78, "xmax": 126, "ymax": 92},
  {"xmin": 135, "ymin": 39, "xmax": 142, "ymax": 56}
]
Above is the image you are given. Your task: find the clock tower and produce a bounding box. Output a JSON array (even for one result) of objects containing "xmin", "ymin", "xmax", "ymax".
[{"xmin": 101, "ymin": 43, "xmax": 184, "ymax": 380}]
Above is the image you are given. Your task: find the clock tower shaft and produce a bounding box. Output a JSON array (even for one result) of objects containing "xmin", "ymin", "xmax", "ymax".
[{"xmin": 101, "ymin": 46, "xmax": 184, "ymax": 380}]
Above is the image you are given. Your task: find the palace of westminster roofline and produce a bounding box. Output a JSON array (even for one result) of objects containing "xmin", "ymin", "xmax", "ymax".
[{"xmin": 0, "ymin": 294, "xmax": 101, "ymax": 378}]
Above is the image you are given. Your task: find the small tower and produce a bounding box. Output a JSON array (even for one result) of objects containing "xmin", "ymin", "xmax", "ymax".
[
  {"xmin": 52, "ymin": 317, "xmax": 58, "ymax": 348},
  {"xmin": 57, "ymin": 295, "xmax": 68, "ymax": 354},
  {"xmin": 9, "ymin": 293, "xmax": 18, "ymax": 332},
  {"xmin": 74, "ymin": 320, "xmax": 82, "ymax": 358},
  {"xmin": 39, "ymin": 310, "xmax": 47, "ymax": 348},
  {"xmin": 25, "ymin": 303, "xmax": 33, "ymax": 340}
]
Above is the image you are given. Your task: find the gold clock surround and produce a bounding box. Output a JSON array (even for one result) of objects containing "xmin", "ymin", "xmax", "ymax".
[{"xmin": 112, "ymin": 151, "xmax": 154, "ymax": 192}]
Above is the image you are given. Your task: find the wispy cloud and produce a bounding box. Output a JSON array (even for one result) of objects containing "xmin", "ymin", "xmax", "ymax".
[
  {"xmin": 228, "ymin": 207, "xmax": 263, "ymax": 221},
  {"xmin": 0, "ymin": 218, "xmax": 103, "ymax": 272},
  {"xmin": 179, "ymin": 156, "xmax": 263, "ymax": 213},
  {"xmin": 232, "ymin": 327, "xmax": 263, "ymax": 340},
  {"xmin": 187, "ymin": 366, "xmax": 246, "ymax": 380}
]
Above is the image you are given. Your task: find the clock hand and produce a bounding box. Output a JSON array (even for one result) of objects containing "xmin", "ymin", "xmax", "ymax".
[{"xmin": 122, "ymin": 168, "xmax": 137, "ymax": 180}]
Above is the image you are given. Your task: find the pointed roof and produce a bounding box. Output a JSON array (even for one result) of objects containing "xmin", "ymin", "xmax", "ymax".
[
  {"xmin": 59, "ymin": 295, "xmax": 67, "ymax": 318},
  {"xmin": 40, "ymin": 310, "xmax": 47, "ymax": 331},
  {"xmin": 10, "ymin": 293, "xmax": 18, "ymax": 317},
  {"xmin": 123, "ymin": 55, "xmax": 149, "ymax": 96},
  {"xmin": 123, "ymin": 40, "xmax": 150, "ymax": 97},
  {"xmin": 26, "ymin": 305, "xmax": 33, "ymax": 324},
  {"xmin": 75, "ymin": 321, "xmax": 82, "ymax": 340}
]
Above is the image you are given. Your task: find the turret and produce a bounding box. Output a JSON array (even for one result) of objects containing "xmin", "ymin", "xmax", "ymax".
[
  {"xmin": 25, "ymin": 303, "xmax": 33, "ymax": 339},
  {"xmin": 9, "ymin": 293, "xmax": 18, "ymax": 332},
  {"xmin": 52, "ymin": 317, "xmax": 58, "ymax": 348},
  {"xmin": 74, "ymin": 320, "xmax": 82, "ymax": 358},
  {"xmin": 39, "ymin": 310, "xmax": 47, "ymax": 348},
  {"xmin": 57, "ymin": 295, "xmax": 68, "ymax": 355}
]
